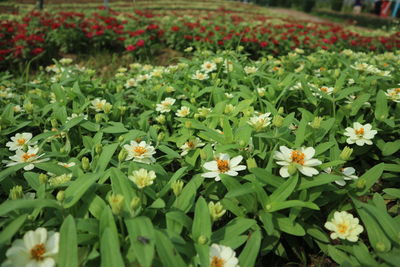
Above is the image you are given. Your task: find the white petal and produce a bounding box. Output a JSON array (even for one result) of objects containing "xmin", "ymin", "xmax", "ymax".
[
  {"xmin": 304, "ymin": 159, "xmax": 322, "ymax": 167},
  {"xmin": 202, "ymin": 172, "xmax": 219, "ymax": 178},
  {"xmin": 225, "ymin": 170, "xmax": 238, "ymax": 176},
  {"xmin": 279, "ymin": 166, "xmax": 290, "ymax": 178},
  {"xmin": 302, "ymin": 147, "xmax": 315, "ymax": 159},
  {"xmin": 229, "ymin": 155, "xmax": 243, "ymax": 167},
  {"xmin": 203, "ymin": 161, "xmax": 218, "ymax": 171},
  {"xmin": 231, "ymin": 165, "xmax": 246, "ymax": 171},
  {"xmin": 298, "ymin": 166, "xmax": 319, "ymax": 177}
]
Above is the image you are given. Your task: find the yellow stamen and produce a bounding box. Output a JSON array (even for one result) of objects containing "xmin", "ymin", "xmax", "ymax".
[
  {"xmin": 291, "ymin": 150, "xmax": 305, "ymax": 165},
  {"xmin": 355, "ymin": 128, "xmax": 364, "ymax": 136},
  {"xmin": 217, "ymin": 159, "xmax": 230, "ymax": 173},
  {"xmin": 134, "ymin": 146, "xmax": 147, "ymax": 156},
  {"xmin": 211, "ymin": 256, "xmax": 225, "ymax": 267},
  {"xmin": 30, "ymin": 243, "xmax": 46, "ymax": 261}
]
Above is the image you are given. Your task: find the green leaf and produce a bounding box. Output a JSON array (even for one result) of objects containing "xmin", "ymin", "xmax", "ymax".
[
  {"xmin": 0, "ymin": 215, "xmax": 27, "ymax": 246},
  {"xmin": 238, "ymin": 230, "xmax": 261, "ymax": 267},
  {"xmin": 192, "ymin": 197, "xmax": 211, "ymax": 242},
  {"xmin": 100, "ymin": 228, "xmax": 124, "ymax": 267},
  {"xmin": 0, "ymin": 199, "xmax": 60, "ymax": 216},
  {"xmin": 154, "ymin": 230, "xmax": 186, "ymax": 267},
  {"xmin": 269, "ymin": 173, "xmax": 298, "ymax": 203},
  {"xmin": 294, "ymin": 113, "xmax": 308, "ymax": 147},
  {"xmin": 374, "ymin": 90, "xmax": 388, "ymax": 121},
  {"xmin": 250, "ymin": 168, "xmax": 284, "ymax": 188},
  {"xmin": 211, "ymin": 218, "xmax": 257, "ymax": 243},
  {"xmin": 265, "ymin": 200, "xmax": 319, "ymax": 212},
  {"xmin": 350, "ymin": 93, "xmax": 371, "ymax": 116},
  {"xmin": 158, "ymin": 145, "xmax": 181, "ymax": 159},
  {"xmin": 158, "ymin": 167, "xmax": 188, "ymax": 198},
  {"xmin": 125, "ymin": 217, "xmax": 155, "ymax": 267},
  {"xmin": 297, "ymin": 173, "xmax": 341, "ymax": 190},
  {"xmin": 95, "ymin": 143, "xmax": 119, "ymax": 173},
  {"xmin": 63, "ymin": 173, "xmax": 100, "ymax": 209},
  {"xmin": 383, "ymin": 188, "xmax": 400, "ymax": 198},
  {"xmin": 356, "ymin": 163, "xmax": 384, "ymax": 196},
  {"xmin": 110, "ymin": 168, "xmax": 135, "ymax": 214},
  {"xmin": 0, "ymin": 164, "xmax": 29, "ymax": 183},
  {"xmin": 59, "ymin": 215, "xmax": 78, "ymax": 267},
  {"xmin": 173, "ymin": 175, "xmax": 204, "ymax": 213},
  {"xmin": 225, "ymin": 182, "xmax": 256, "ymax": 198}
]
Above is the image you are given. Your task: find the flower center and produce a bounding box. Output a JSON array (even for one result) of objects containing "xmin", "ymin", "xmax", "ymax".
[
  {"xmin": 395, "ymin": 88, "xmax": 400, "ymax": 93},
  {"xmin": 17, "ymin": 138, "xmax": 26, "ymax": 145},
  {"xmin": 291, "ymin": 150, "xmax": 305, "ymax": 165},
  {"xmin": 30, "ymin": 243, "xmax": 46, "ymax": 261},
  {"xmin": 337, "ymin": 223, "xmax": 349, "ymax": 234},
  {"xmin": 355, "ymin": 128, "xmax": 364, "ymax": 136},
  {"xmin": 211, "ymin": 256, "xmax": 225, "ymax": 267},
  {"xmin": 217, "ymin": 159, "xmax": 230, "ymax": 173},
  {"xmin": 22, "ymin": 153, "xmax": 36, "ymax": 162},
  {"xmin": 187, "ymin": 141, "xmax": 195, "ymax": 148},
  {"xmin": 134, "ymin": 146, "xmax": 147, "ymax": 156},
  {"xmin": 320, "ymin": 87, "xmax": 328, "ymax": 92},
  {"xmin": 96, "ymin": 103, "xmax": 104, "ymax": 109}
]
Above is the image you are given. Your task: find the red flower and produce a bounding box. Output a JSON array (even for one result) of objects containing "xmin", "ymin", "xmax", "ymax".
[
  {"xmin": 136, "ymin": 39, "xmax": 145, "ymax": 47},
  {"xmin": 260, "ymin": 41, "xmax": 268, "ymax": 47},
  {"xmin": 126, "ymin": 45, "xmax": 136, "ymax": 51},
  {"xmin": 31, "ymin": 47, "xmax": 44, "ymax": 55},
  {"xmin": 171, "ymin": 26, "xmax": 180, "ymax": 32}
]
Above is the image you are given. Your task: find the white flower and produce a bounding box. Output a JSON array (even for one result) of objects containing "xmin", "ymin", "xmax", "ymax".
[
  {"xmin": 192, "ymin": 71, "xmax": 209, "ymax": 81},
  {"xmin": 91, "ymin": 98, "xmax": 108, "ymax": 112},
  {"xmin": 124, "ymin": 141, "xmax": 156, "ymax": 164},
  {"xmin": 248, "ymin": 113, "xmax": 271, "ymax": 131},
  {"xmin": 57, "ymin": 161, "xmax": 76, "ymax": 168},
  {"xmin": 225, "ymin": 93, "xmax": 234, "ymax": 99},
  {"xmin": 129, "ymin": 168, "xmax": 156, "ymax": 189},
  {"xmin": 5, "ymin": 146, "xmax": 48, "ymax": 171},
  {"xmin": 156, "ymin": 97, "xmax": 176, "ymax": 113},
  {"xmin": 175, "ymin": 106, "xmax": 190, "ymax": 117},
  {"xmin": 6, "ymin": 133, "xmax": 37, "ymax": 151},
  {"xmin": 184, "ymin": 46, "xmax": 193, "ymax": 52},
  {"xmin": 201, "ymin": 61, "xmax": 217, "ymax": 73},
  {"xmin": 180, "ymin": 138, "xmax": 205, "ymax": 156},
  {"xmin": 2, "ymin": 227, "xmax": 59, "ymax": 267},
  {"xmin": 209, "ymin": 244, "xmax": 239, "ymax": 267},
  {"xmin": 202, "ymin": 153, "xmax": 246, "ymax": 181},
  {"xmin": 273, "ymin": 146, "xmax": 322, "ymax": 178},
  {"xmin": 348, "ymin": 78, "xmax": 355, "ymax": 85},
  {"xmin": 66, "ymin": 113, "xmax": 88, "ymax": 122},
  {"xmin": 244, "ymin": 66, "xmax": 257, "ymax": 75},
  {"xmin": 385, "ymin": 87, "xmax": 400, "ymax": 103},
  {"xmin": 13, "ymin": 105, "xmax": 22, "ymax": 113},
  {"xmin": 313, "ymin": 86, "xmax": 334, "ymax": 98},
  {"xmin": 124, "ymin": 78, "xmax": 137, "ymax": 88},
  {"xmin": 344, "ymin": 122, "xmax": 377, "ymax": 146},
  {"xmin": 223, "ymin": 60, "xmax": 233, "ymax": 73},
  {"xmin": 257, "ymin": 87, "xmax": 266, "ymax": 97},
  {"xmin": 325, "ymin": 167, "xmax": 359, "ymax": 186},
  {"xmin": 324, "ymin": 211, "xmax": 364, "ymax": 242}
]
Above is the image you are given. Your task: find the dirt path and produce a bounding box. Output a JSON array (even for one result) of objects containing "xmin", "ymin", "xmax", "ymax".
[{"xmin": 269, "ymin": 8, "xmax": 331, "ymax": 23}]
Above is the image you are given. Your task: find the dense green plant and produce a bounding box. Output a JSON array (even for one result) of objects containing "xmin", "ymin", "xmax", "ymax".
[{"xmin": 0, "ymin": 48, "xmax": 399, "ymax": 266}]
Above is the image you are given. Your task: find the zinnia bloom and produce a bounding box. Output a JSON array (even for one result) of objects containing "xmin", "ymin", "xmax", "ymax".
[
  {"xmin": 247, "ymin": 113, "xmax": 271, "ymax": 131},
  {"xmin": 385, "ymin": 87, "xmax": 400, "ymax": 102},
  {"xmin": 91, "ymin": 98, "xmax": 108, "ymax": 112},
  {"xmin": 175, "ymin": 106, "xmax": 190, "ymax": 117},
  {"xmin": 273, "ymin": 146, "xmax": 322, "ymax": 178},
  {"xmin": 344, "ymin": 122, "xmax": 377, "ymax": 146},
  {"xmin": 180, "ymin": 138, "xmax": 205, "ymax": 156},
  {"xmin": 209, "ymin": 244, "xmax": 239, "ymax": 267},
  {"xmin": 6, "ymin": 133, "xmax": 37, "ymax": 151},
  {"xmin": 156, "ymin": 97, "xmax": 176, "ymax": 113},
  {"xmin": 324, "ymin": 211, "xmax": 364, "ymax": 242},
  {"xmin": 202, "ymin": 154, "xmax": 246, "ymax": 181},
  {"xmin": 129, "ymin": 168, "xmax": 156, "ymax": 189},
  {"xmin": 5, "ymin": 146, "xmax": 48, "ymax": 170},
  {"xmin": 123, "ymin": 141, "xmax": 156, "ymax": 164},
  {"xmin": 201, "ymin": 61, "xmax": 217, "ymax": 73},
  {"xmin": 191, "ymin": 71, "xmax": 209, "ymax": 81},
  {"xmin": 3, "ymin": 227, "xmax": 59, "ymax": 267}
]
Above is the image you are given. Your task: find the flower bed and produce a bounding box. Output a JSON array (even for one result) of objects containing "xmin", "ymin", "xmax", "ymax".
[
  {"xmin": 1, "ymin": 6, "xmax": 399, "ymax": 69},
  {"xmin": 0, "ymin": 48, "xmax": 399, "ymax": 266}
]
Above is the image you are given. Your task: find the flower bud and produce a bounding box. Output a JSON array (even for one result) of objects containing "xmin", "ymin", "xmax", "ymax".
[
  {"xmin": 56, "ymin": 190, "xmax": 65, "ymax": 202},
  {"xmin": 190, "ymin": 97, "xmax": 196, "ymax": 104},
  {"xmin": 171, "ymin": 180, "xmax": 184, "ymax": 197},
  {"xmin": 103, "ymin": 103, "xmax": 113, "ymax": 114},
  {"xmin": 197, "ymin": 235, "xmax": 208, "ymax": 245},
  {"xmin": 108, "ymin": 193, "xmax": 124, "ymax": 215},
  {"xmin": 376, "ymin": 241, "xmax": 386, "ymax": 252},
  {"xmin": 224, "ymin": 104, "xmax": 234, "ymax": 114},
  {"xmin": 95, "ymin": 144, "xmax": 102, "ymax": 154},
  {"xmin": 24, "ymin": 102, "xmax": 34, "ymax": 114},
  {"xmin": 95, "ymin": 114, "xmax": 102, "ymax": 123},
  {"xmin": 155, "ymin": 114, "xmax": 166, "ymax": 124},
  {"xmin": 118, "ymin": 148, "xmax": 128, "ymax": 162},
  {"xmin": 339, "ymin": 146, "xmax": 353, "ymax": 161},
  {"xmin": 200, "ymin": 149, "xmax": 207, "ymax": 160},
  {"xmin": 288, "ymin": 164, "xmax": 298, "ymax": 176},
  {"xmin": 118, "ymin": 106, "xmax": 127, "ymax": 115},
  {"xmin": 185, "ymin": 121, "xmax": 192, "ymax": 128},
  {"xmin": 9, "ymin": 185, "xmax": 23, "ymax": 200},
  {"xmin": 209, "ymin": 201, "xmax": 226, "ymax": 222},
  {"xmin": 118, "ymin": 135, "xmax": 125, "ymax": 143},
  {"xmin": 356, "ymin": 178, "xmax": 366, "ymax": 189},
  {"xmin": 157, "ymin": 132, "xmax": 165, "ymax": 141},
  {"xmin": 310, "ymin": 116, "xmax": 323, "ymax": 129},
  {"xmin": 82, "ymin": 157, "xmax": 90, "ymax": 171},
  {"xmin": 246, "ymin": 158, "xmax": 257, "ymax": 169},
  {"xmin": 51, "ymin": 119, "xmax": 58, "ymax": 128},
  {"xmin": 39, "ymin": 173, "xmax": 48, "ymax": 184},
  {"xmin": 130, "ymin": 196, "xmax": 141, "ymax": 211},
  {"xmin": 272, "ymin": 115, "xmax": 284, "ymax": 128}
]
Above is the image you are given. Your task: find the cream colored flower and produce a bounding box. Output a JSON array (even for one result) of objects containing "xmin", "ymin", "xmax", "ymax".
[
  {"xmin": 209, "ymin": 201, "xmax": 226, "ymax": 222},
  {"xmin": 209, "ymin": 244, "xmax": 239, "ymax": 267},
  {"xmin": 180, "ymin": 138, "xmax": 205, "ymax": 156},
  {"xmin": 175, "ymin": 106, "xmax": 190, "ymax": 118},
  {"xmin": 202, "ymin": 153, "xmax": 246, "ymax": 181},
  {"xmin": 201, "ymin": 61, "xmax": 217, "ymax": 73},
  {"xmin": 124, "ymin": 141, "xmax": 156, "ymax": 164},
  {"xmin": 6, "ymin": 133, "xmax": 37, "ymax": 151},
  {"xmin": 223, "ymin": 60, "xmax": 233, "ymax": 73},
  {"xmin": 244, "ymin": 66, "xmax": 257, "ymax": 75},
  {"xmin": 274, "ymin": 146, "xmax": 322, "ymax": 178},
  {"xmin": 257, "ymin": 87, "xmax": 266, "ymax": 97},
  {"xmin": 156, "ymin": 97, "xmax": 176, "ymax": 113},
  {"xmin": 2, "ymin": 227, "xmax": 59, "ymax": 267},
  {"xmin": 344, "ymin": 122, "xmax": 377, "ymax": 146},
  {"xmin": 192, "ymin": 71, "xmax": 209, "ymax": 81},
  {"xmin": 13, "ymin": 105, "xmax": 22, "ymax": 113},
  {"xmin": 225, "ymin": 93, "xmax": 234, "ymax": 99},
  {"xmin": 248, "ymin": 113, "xmax": 271, "ymax": 131},
  {"xmin": 5, "ymin": 146, "xmax": 48, "ymax": 171},
  {"xmin": 385, "ymin": 87, "xmax": 400, "ymax": 103},
  {"xmin": 57, "ymin": 162, "xmax": 76, "ymax": 168},
  {"xmin": 325, "ymin": 167, "xmax": 358, "ymax": 186},
  {"xmin": 324, "ymin": 211, "xmax": 364, "ymax": 242},
  {"xmin": 124, "ymin": 78, "xmax": 137, "ymax": 88},
  {"xmin": 313, "ymin": 86, "xmax": 334, "ymax": 98},
  {"xmin": 129, "ymin": 168, "xmax": 156, "ymax": 189},
  {"xmin": 91, "ymin": 98, "xmax": 108, "ymax": 112}
]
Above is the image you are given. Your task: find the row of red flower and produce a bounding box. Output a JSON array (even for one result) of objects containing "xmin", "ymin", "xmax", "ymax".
[{"xmin": 1, "ymin": 7, "xmax": 399, "ymax": 66}]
